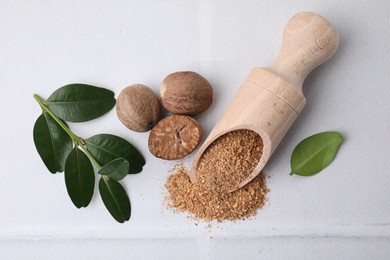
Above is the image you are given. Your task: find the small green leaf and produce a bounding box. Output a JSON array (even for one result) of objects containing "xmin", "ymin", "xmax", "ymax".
[
  {"xmin": 289, "ymin": 131, "xmax": 343, "ymax": 176},
  {"xmin": 46, "ymin": 84, "xmax": 115, "ymax": 122},
  {"xmin": 65, "ymin": 147, "xmax": 95, "ymax": 208},
  {"xmin": 33, "ymin": 112, "xmax": 73, "ymax": 173},
  {"xmin": 98, "ymin": 158, "xmax": 129, "ymax": 181},
  {"xmin": 86, "ymin": 134, "xmax": 145, "ymax": 174},
  {"xmin": 99, "ymin": 177, "xmax": 131, "ymax": 223}
]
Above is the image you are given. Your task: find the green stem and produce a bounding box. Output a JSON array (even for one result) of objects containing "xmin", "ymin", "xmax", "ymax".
[
  {"xmin": 78, "ymin": 143, "xmax": 102, "ymax": 169},
  {"xmin": 33, "ymin": 94, "xmax": 78, "ymax": 141},
  {"xmin": 33, "ymin": 94, "xmax": 102, "ymax": 169}
]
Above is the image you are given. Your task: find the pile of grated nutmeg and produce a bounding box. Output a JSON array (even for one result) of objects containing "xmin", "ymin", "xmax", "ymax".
[{"xmin": 165, "ymin": 129, "xmax": 269, "ymax": 222}]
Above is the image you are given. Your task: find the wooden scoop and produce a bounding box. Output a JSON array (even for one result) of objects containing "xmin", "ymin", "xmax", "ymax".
[{"xmin": 190, "ymin": 12, "xmax": 339, "ymax": 191}]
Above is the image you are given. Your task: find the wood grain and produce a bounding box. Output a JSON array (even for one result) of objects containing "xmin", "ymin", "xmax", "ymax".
[{"xmin": 190, "ymin": 12, "xmax": 339, "ymax": 190}]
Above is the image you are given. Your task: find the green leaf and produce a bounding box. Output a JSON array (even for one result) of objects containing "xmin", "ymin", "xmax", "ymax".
[
  {"xmin": 33, "ymin": 112, "xmax": 73, "ymax": 173},
  {"xmin": 46, "ymin": 84, "xmax": 115, "ymax": 122},
  {"xmin": 65, "ymin": 147, "xmax": 95, "ymax": 208},
  {"xmin": 98, "ymin": 158, "xmax": 129, "ymax": 181},
  {"xmin": 86, "ymin": 134, "xmax": 145, "ymax": 174},
  {"xmin": 289, "ymin": 131, "xmax": 343, "ymax": 176},
  {"xmin": 99, "ymin": 177, "xmax": 131, "ymax": 223}
]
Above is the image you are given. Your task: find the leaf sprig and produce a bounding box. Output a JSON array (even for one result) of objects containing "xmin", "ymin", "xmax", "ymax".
[{"xmin": 33, "ymin": 84, "xmax": 145, "ymax": 223}]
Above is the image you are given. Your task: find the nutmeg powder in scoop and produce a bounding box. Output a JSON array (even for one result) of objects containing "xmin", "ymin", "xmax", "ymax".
[
  {"xmin": 197, "ymin": 129, "xmax": 263, "ymax": 193},
  {"xmin": 165, "ymin": 129, "xmax": 268, "ymax": 222}
]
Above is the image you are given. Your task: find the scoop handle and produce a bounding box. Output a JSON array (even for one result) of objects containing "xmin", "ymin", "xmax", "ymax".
[{"xmin": 268, "ymin": 12, "xmax": 339, "ymax": 89}]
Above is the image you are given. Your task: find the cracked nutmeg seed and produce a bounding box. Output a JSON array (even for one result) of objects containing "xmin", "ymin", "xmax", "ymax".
[{"xmin": 148, "ymin": 115, "xmax": 202, "ymax": 160}]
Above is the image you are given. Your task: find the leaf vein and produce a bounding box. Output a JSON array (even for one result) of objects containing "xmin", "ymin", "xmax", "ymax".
[
  {"xmin": 292, "ymin": 137, "xmax": 341, "ymax": 174},
  {"xmin": 46, "ymin": 97, "xmax": 113, "ymax": 105},
  {"xmin": 86, "ymin": 142, "xmax": 122, "ymax": 159},
  {"xmin": 44, "ymin": 113, "xmax": 59, "ymax": 170},
  {"xmin": 104, "ymin": 180, "xmax": 126, "ymax": 221}
]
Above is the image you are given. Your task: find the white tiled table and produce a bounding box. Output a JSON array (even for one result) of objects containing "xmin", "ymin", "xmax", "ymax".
[{"xmin": 1, "ymin": 1, "xmax": 389, "ymax": 259}]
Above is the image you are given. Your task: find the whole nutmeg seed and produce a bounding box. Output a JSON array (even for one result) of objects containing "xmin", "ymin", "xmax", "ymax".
[
  {"xmin": 160, "ymin": 71, "xmax": 213, "ymax": 115},
  {"xmin": 116, "ymin": 84, "xmax": 161, "ymax": 132}
]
